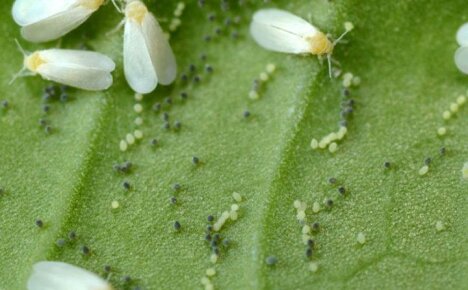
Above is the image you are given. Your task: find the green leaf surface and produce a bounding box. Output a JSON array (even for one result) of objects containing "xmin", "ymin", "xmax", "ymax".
[{"xmin": 0, "ymin": 0, "xmax": 467, "ymax": 289}]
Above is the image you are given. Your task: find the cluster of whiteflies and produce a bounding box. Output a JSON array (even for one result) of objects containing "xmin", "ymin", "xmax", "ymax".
[{"xmin": 12, "ymin": 0, "xmax": 176, "ymax": 94}]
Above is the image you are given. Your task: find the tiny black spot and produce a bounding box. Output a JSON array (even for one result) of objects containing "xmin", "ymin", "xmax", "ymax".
[
  {"xmin": 123, "ymin": 181, "xmax": 131, "ymax": 190},
  {"xmin": 180, "ymin": 92, "xmax": 188, "ymax": 100},
  {"xmin": 80, "ymin": 245, "xmax": 90, "ymax": 255},
  {"xmin": 424, "ymin": 157, "xmax": 432, "ymax": 165},
  {"xmin": 224, "ymin": 17, "xmax": 232, "ymax": 26},
  {"xmin": 200, "ymin": 54, "xmax": 207, "ymax": 61},
  {"xmin": 439, "ymin": 147, "xmax": 446, "ymax": 155},
  {"xmin": 342, "ymin": 88, "xmax": 350, "ymax": 97},
  {"xmin": 122, "ymin": 275, "xmax": 132, "ymax": 283},
  {"xmin": 384, "ymin": 161, "xmax": 391, "ymax": 169},
  {"xmin": 338, "ymin": 186, "xmax": 346, "ymax": 195},
  {"xmin": 42, "ymin": 104, "xmax": 50, "ymax": 113},
  {"xmin": 165, "ymin": 97, "xmax": 172, "ymax": 105},
  {"xmin": 150, "ymin": 138, "xmax": 158, "ymax": 146},
  {"xmin": 206, "ymin": 225, "xmax": 213, "ymax": 232},
  {"xmin": 306, "ymin": 247, "xmax": 313, "ymax": 258},
  {"xmin": 205, "ymin": 234, "xmax": 212, "ymax": 241},
  {"xmin": 307, "ymin": 239, "xmax": 315, "ymax": 248},
  {"xmin": 265, "ymin": 256, "xmax": 278, "ymax": 266},
  {"xmin": 212, "ymin": 233, "xmax": 220, "ymax": 242},
  {"xmin": 215, "ymin": 27, "xmax": 222, "ymax": 35},
  {"xmin": 56, "ymin": 239, "xmax": 65, "ymax": 247},
  {"xmin": 193, "ymin": 75, "xmax": 201, "ymax": 83},
  {"xmin": 326, "ymin": 199, "xmax": 334, "ymax": 207},
  {"xmin": 174, "ymin": 221, "xmax": 181, "ymax": 230},
  {"xmin": 170, "ymin": 196, "xmax": 177, "ymax": 204},
  {"xmin": 60, "ymin": 93, "xmax": 68, "ymax": 102},
  {"xmin": 328, "ymin": 177, "xmax": 337, "ymax": 184},
  {"xmin": 152, "ymin": 102, "xmax": 161, "ymax": 112},
  {"xmin": 208, "ymin": 13, "xmax": 215, "ymax": 21},
  {"xmin": 192, "ymin": 156, "xmax": 200, "ymax": 165},
  {"xmin": 35, "ymin": 219, "xmax": 43, "ymax": 228},
  {"xmin": 207, "ymin": 215, "xmax": 214, "ymax": 222},
  {"xmin": 45, "ymin": 85, "xmax": 57, "ymax": 96},
  {"xmin": 45, "ymin": 126, "xmax": 52, "ymax": 134},
  {"xmin": 162, "ymin": 112, "xmax": 169, "ymax": 121},
  {"xmin": 172, "ymin": 183, "xmax": 181, "ymax": 191},
  {"xmin": 210, "ymin": 240, "xmax": 218, "ymax": 248},
  {"xmin": 189, "ymin": 64, "xmax": 196, "ymax": 72},
  {"xmin": 312, "ymin": 222, "xmax": 320, "ymax": 232},
  {"xmin": 163, "ymin": 122, "xmax": 170, "ymax": 130},
  {"xmin": 204, "ymin": 35, "xmax": 212, "ymax": 42},
  {"xmin": 1, "ymin": 100, "xmax": 9, "ymax": 109},
  {"xmin": 38, "ymin": 119, "xmax": 47, "ymax": 127},
  {"xmin": 243, "ymin": 110, "xmax": 250, "ymax": 118},
  {"xmin": 205, "ymin": 65, "xmax": 213, "ymax": 73},
  {"xmin": 212, "ymin": 247, "xmax": 220, "ymax": 255},
  {"xmin": 68, "ymin": 231, "xmax": 76, "ymax": 240},
  {"xmin": 181, "ymin": 74, "xmax": 188, "ymax": 82}
]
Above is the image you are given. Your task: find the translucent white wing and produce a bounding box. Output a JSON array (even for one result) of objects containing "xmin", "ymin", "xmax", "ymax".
[
  {"xmin": 21, "ymin": 6, "xmax": 94, "ymax": 43},
  {"xmin": 12, "ymin": 0, "xmax": 76, "ymax": 26},
  {"xmin": 142, "ymin": 12, "xmax": 177, "ymax": 85},
  {"xmin": 27, "ymin": 261, "xmax": 112, "ymax": 290},
  {"xmin": 250, "ymin": 8, "xmax": 318, "ymax": 54},
  {"xmin": 124, "ymin": 19, "xmax": 158, "ymax": 94},
  {"xmin": 40, "ymin": 49, "xmax": 115, "ymax": 71},
  {"xmin": 454, "ymin": 46, "xmax": 468, "ymax": 74},
  {"xmin": 456, "ymin": 23, "xmax": 468, "ymax": 46},
  {"xmin": 37, "ymin": 49, "xmax": 115, "ymax": 91}
]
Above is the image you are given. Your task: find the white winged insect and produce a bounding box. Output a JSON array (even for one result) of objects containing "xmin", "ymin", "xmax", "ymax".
[
  {"xmin": 111, "ymin": 0, "xmax": 177, "ymax": 94},
  {"xmin": 27, "ymin": 261, "xmax": 113, "ymax": 290},
  {"xmin": 12, "ymin": 40, "xmax": 115, "ymax": 91},
  {"xmin": 250, "ymin": 8, "xmax": 353, "ymax": 77},
  {"xmin": 454, "ymin": 23, "xmax": 468, "ymax": 74},
  {"xmin": 12, "ymin": 0, "xmax": 105, "ymax": 43}
]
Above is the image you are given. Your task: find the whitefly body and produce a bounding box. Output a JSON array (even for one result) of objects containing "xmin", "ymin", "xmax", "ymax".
[
  {"xmin": 22, "ymin": 48, "xmax": 115, "ymax": 91},
  {"xmin": 123, "ymin": 0, "xmax": 177, "ymax": 94},
  {"xmin": 250, "ymin": 9, "xmax": 334, "ymax": 56},
  {"xmin": 12, "ymin": 0, "xmax": 104, "ymax": 43},
  {"xmin": 27, "ymin": 261, "xmax": 113, "ymax": 290},
  {"xmin": 250, "ymin": 9, "xmax": 353, "ymax": 77}
]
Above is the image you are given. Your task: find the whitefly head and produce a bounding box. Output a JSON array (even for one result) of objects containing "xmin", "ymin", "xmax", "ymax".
[
  {"xmin": 27, "ymin": 261, "xmax": 113, "ymax": 290},
  {"xmin": 125, "ymin": 0, "xmax": 147, "ymax": 23}
]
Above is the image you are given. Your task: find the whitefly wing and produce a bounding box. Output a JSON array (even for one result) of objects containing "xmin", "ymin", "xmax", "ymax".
[
  {"xmin": 12, "ymin": 0, "xmax": 76, "ymax": 26},
  {"xmin": 142, "ymin": 12, "xmax": 177, "ymax": 85},
  {"xmin": 456, "ymin": 23, "xmax": 468, "ymax": 47},
  {"xmin": 454, "ymin": 46, "xmax": 468, "ymax": 74},
  {"xmin": 39, "ymin": 49, "xmax": 115, "ymax": 71},
  {"xmin": 27, "ymin": 261, "xmax": 112, "ymax": 290},
  {"xmin": 124, "ymin": 19, "xmax": 158, "ymax": 94},
  {"xmin": 21, "ymin": 5, "xmax": 95, "ymax": 43},
  {"xmin": 37, "ymin": 49, "xmax": 115, "ymax": 91},
  {"xmin": 250, "ymin": 8, "xmax": 318, "ymax": 54}
]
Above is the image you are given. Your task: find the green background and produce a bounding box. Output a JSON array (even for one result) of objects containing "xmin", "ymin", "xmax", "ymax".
[{"xmin": 0, "ymin": 0, "xmax": 466, "ymax": 289}]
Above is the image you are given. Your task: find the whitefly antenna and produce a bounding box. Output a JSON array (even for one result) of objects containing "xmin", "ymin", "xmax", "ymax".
[
  {"xmin": 333, "ymin": 22, "xmax": 354, "ymax": 46},
  {"xmin": 9, "ymin": 39, "xmax": 30, "ymax": 85},
  {"xmin": 110, "ymin": 0, "xmax": 124, "ymax": 13}
]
